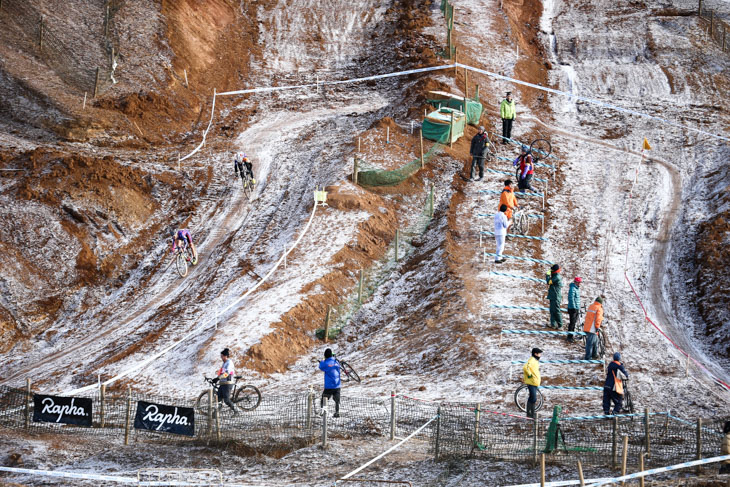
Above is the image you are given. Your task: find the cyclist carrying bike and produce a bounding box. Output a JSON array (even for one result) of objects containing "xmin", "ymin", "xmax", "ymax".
[
  {"xmin": 513, "ymin": 145, "xmax": 535, "ymax": 191},
  {"xmin": 213, "ymin": 348, "xmax": 237, "ymax": 415},
  {"xmin": 603, "ymin": 352, "xmax": 628, "ymax": 415},
  {"xmin": 170, "ymin": 228, "xmax": 198, "ymax": 265},
  {"xmin": 318, "ymin": 348, "xmax": 341, "ymax": 418},
  {"xmin": 234, "ymin": 152, "xmax": 255, "ymax": 184},
  {"xmin": 523, "ymin": 347, "xmax": 542, "ymax": 419}
]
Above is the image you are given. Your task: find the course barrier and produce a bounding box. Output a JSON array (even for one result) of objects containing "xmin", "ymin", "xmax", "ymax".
[
  {"xmin": 483, "ymin": 252, "xmax": 553, "ymax": 265},
  {"xmin": 501, "ymin": 330, "xmax": 585, "ymax": 336},
  {"xmin": 587, "ymin": 454, "xmax": 730, "ymax": 487},
  {"xmin": 540, "ymin": 386, "xmax": 603, "ymax": 391},
  {"xmin": 485, "ymin": 168, "xmax": 548, "ymax": 183},
  {"xmin": 478, "ymin": 212, "xmax": 544, "ymax": 219},
  {"xmin": 490, "ymin": 304, "xmax": 568, "ymax": 312},
  {"xmin": 490, "ymin": 271, "xmax": 544, "ymax": 283},
  {"xmin": 496, "ymin": 155, "xmax": 555, "ymax": 170},
  {"xmin": 480, "ymin": 231, "xmax": 548, "ymax": 241}
]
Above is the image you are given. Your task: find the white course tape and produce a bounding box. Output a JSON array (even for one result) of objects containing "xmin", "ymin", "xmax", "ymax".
[
  {"xmin": 455, "ymin": 63, "xmax": 730, "ymax": 143},
  {"xmin": 66, "ymin": 202, "xmax": 319, "ymax": 395},
  {"xmin": 179, "ymin": 88, "xmax": 217, "ymax": 163},
  {"xmin": 334, "ymin": 414, "xmax": 439, "ymax": 485},
  {"xmin": 503, "ymin": 479, "xmax": 614, "ymax": 487},
  {"xmin": 586, "ymin": 454, "xmax": 730, "ymax": 486}
]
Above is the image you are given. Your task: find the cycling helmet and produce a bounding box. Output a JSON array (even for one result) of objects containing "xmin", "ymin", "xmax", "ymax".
[
  {"xmin": 170, "ymin": 228, "xmax": 177, "ymax": 238},
  {"xmin": 521, "ymin": 145, "xmax": 529, "ymax": 152},
  {"xmin": 236, "ymin": 151, "xmax": 246, "ymax": 162},
  {"xmin": 242, "ymin": 156, "xmax": 249, "ymax": 163}
]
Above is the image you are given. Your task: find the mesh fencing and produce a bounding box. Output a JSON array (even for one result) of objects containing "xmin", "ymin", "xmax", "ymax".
[
  {"xmin": 356, "ymin": 142, "xmax": 442, "ymax": 187},
  {"xmin": 2, "ymin": 384, "xmax": 726, "ymax": 469},
  {"xmin": 0, "ymin": 0, "xmax": 121, "ymax": 95}
]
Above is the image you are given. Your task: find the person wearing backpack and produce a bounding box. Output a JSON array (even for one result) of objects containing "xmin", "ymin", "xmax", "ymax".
[{"xmin": 603, "ymin": 352, "xmax": 629, "ymax": 415}]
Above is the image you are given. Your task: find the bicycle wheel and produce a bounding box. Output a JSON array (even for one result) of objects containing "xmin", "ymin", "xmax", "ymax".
[
  {"xmin": 339, "ymin": 360, "xmax": 361, "ymax": 383},
  {"xmin": 176, "ymin": 251, "xmax": 188, "ymax": 277},
  {"xmin": 623, "ymin": 388, "xmax": 635, "ymax": 414},
  {"xmin": 233, "ymin": 385, "xmax": 261, "ymax": 411},
  {"xmin": 530, "ymin": 138, "xmax": 552, "ymax": 161},
  {"xmin": 514, "ymin": 385, "xmax": 544, "ymax": 412},
  {"xmin": 195, "ymin": 390, "xmax": 215, "ymax": 416},
  {"xmin": 241, "ymin": 174, "xmax": 253, "ymax": 200},
  {"xmin": 597, "ymin": 332, "xmax": 606, "ymax": 359}
]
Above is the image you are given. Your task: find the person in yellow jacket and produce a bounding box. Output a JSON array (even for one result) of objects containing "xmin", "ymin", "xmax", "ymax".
[
  {"xmin": 583, "ymin": 297, "xmax": 604, "ymax": 360},
  {"xmin": 500, "ymin": 91, "xmax": 516, "ymax": 144},
  {"xmin": 522, "ymin": 347, "xmax": 542, "ymax": 418}
]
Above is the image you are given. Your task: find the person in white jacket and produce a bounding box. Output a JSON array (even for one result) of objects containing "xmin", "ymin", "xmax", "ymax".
[{"xmin": 494, "ymin": 204, "xmax": 511, "ymax": 263}]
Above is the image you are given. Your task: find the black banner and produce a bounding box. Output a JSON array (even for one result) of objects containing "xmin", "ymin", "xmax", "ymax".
[
  {"xmin": 134, "ymin": 400, "xmax": 195, "ymax": 436},
  {"xmin": 32, "ymin": 394, "xmax": 92, "ymax": 426}
]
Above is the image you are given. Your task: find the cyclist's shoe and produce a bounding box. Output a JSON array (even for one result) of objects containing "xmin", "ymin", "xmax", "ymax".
[
  {"xmin": 251, "ymin": 178, "xmax": 256, "ymax": 185},
  {"xmin": 333, "ymin": 412, "xmax": 340, "ymax": 418}
]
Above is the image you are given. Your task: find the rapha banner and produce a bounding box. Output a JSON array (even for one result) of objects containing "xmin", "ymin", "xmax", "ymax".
[
  {"xmin": 33, "ymin": 395, "xmax": 93, "ymax": 426},
  {"xmin": 134, "ymin": 400, "xmax": 195, "ymax": 436}
]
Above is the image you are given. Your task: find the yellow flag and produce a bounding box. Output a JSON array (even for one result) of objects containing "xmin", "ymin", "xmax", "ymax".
[{"xmin": 643, "ymin": 138, "xmax": 652, "ymax": 150}]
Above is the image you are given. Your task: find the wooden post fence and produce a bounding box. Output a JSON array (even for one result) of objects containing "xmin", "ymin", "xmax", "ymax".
[
  {"xmin": 638, "ymin": 453, "xmax": 645, "ymax": 487},
  {"xmin": 540, "ymin": 453, "xmax": 546, "ymax": 486},
  {"xmin": 621, "ymin": 436, "xmax": 629, "ymax": 485},
  {"xmin": 124, "ymin": 386, "xmax": 132, "ymax": 445},
  {"xmin": 577, "ymin": 461, "xmax": 585, "ymax": 486},
  {"xmin": 306, "ymin": 388, "xmax": 313, "ymax": 429},
  {"xmin": 38, "ymin": 16, "xmax": 44, "ymax": 51},
  {"xmin": 696, "ymin": 417, "xmax": 703, "ymax": 473}
]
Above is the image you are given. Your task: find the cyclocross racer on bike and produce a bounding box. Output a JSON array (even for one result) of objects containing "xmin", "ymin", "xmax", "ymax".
[
  {"xmin": 170, "ymin": 228, "xmax": 198, "ymax": 265},
  {"xmin": 234, "ymin": 152, "xmax": 255, "ymax": 184}
]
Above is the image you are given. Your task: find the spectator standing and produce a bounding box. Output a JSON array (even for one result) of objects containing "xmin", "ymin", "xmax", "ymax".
[
  {"xmin": 583, "ymin": 297, "xmax": 604, "ymax": 360},
  {"xmin": 546, "ymin": 264, "xmax": 563, "ymax": 329},
  {"xmin": 318, "ymin": 348, "xmax": 341, "ymax": 418},
  {"xmin": 500, "ymin": 92, "xmax": 516, "ymax": 144},
  {"xmin": 498, "ymin": 179, "xmax": 519, "ymax": 220},
  {"xmin": 522, "ymin": 347, "xmax": 542, "ymax": 419},
  {"xmin": 603, "ymin": 352, "xmax": 629, "ymax": 415},
  {"xmin": 494, "ymin": 204, "xmax": 510, "ymax": 264},
  {"xmin": 215, "ymin": 348, "xmax": 237, "ymax": 414},
  {"xmin": 513, "ymin": 146, "xmax": 535, "ymax": 191},
  {"xmin": 469, "ymin": 126, "xmax": 490, "ymax": 181},
  {"xmin": 566, "ymin": 277, "xmax": 582, "ymax": 343}
]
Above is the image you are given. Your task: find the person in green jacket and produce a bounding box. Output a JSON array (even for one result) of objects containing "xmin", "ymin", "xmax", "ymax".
[
  {"xmin": 500, "ymin": 92, "xmax": 516, "ymax": 144},
  {"xmin": 546, "ymin": 264, "xmax": 563, "ymax": 329},
  {"xmin": 566, "ymin": 277, "xmax": 582, "ymax": 342}
]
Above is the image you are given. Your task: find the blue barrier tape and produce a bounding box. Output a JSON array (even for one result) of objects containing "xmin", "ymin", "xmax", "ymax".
[
  {"xmin": 485, "ymin": 168, "xmax": 547, "ymax": 183},
  {"xmin": 483, "ymin": 252, "xmax": 552, "ymax": 264},
  {"xmin": 480, "ymin": 231, "xmax": 548, "ymax": 241},
  {"xmin": 501, "ymin": 330, "xmax": 586, "ymax": 336},
  {"xmin": 478, "ymin": 213, "xmax": 544, "ymax": 219},
  {"xmin": 479, "ymin": 189, "xmax": 544, "ymax": 198},
  {"xmin": 541, "ymin": 386, "xmax": 603, "ymax": 390},
  {"xmin": 490, "ymin": 304, "xmax": 569, "ymax": 312},
  {"xmin": 496, "ymin": 155, "xmax": 555, "ymax": 170},
  {"xmin": 490, "ymin": 271, "xmax": 544, "ymax": 283},
  {"xmin": 560, "ymin": 412, "xmax": 667, "ymax": 421},
  {"xmin": 511, "ymin": 360, "xmax": 603, "ymax": 364}
]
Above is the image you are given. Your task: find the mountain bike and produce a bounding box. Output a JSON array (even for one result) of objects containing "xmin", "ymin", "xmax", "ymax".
[
  {"xmin": 173, "ymin": 244, "xmax": 196, "ymax": 277},
  {"xmin": 580, "ymin": 327, "xmax": 606, "ymax": 359},
  {"xmin": 195, "ymin": 376, "xmax": 262, "ymax": 414},
  {"xmin": 240, "ymin": 170, "xmax": 255, "ymax": 200},
  {"xmin": 335, "ymin": 356, "xmax": 361, "ymax": 383},
  {"xmin": 511, "ymin": 206, "xmax": 531, "ymax": 235},
  {"xmin": 514, "ymin": 384, "xmax": 544, "ymax": 413},
  {"xmin": 622, "ymin": 378, "xmax": 635, "ymax": 414}
]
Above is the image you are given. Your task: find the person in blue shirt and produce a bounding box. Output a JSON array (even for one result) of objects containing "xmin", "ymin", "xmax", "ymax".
[
  {"xmin": 318, "ymin": 348, "xmax": 341, "ymax": 418},
  {"xmin": 603, "ymin": 352, "xmax": 629, "ymax": 415}
]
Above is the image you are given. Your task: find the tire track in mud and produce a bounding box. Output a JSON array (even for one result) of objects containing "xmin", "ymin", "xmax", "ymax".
[{"xmin": 524, "ymin": 114, "xmax": 730, "ymax": 394}]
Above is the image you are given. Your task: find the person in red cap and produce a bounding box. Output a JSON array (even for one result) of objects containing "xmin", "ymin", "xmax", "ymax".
[{"xmin": 566, "ymin": 277, "xmax": 582, "ymax": 342}]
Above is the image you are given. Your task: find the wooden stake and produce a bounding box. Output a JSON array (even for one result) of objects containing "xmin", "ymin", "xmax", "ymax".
[
  {"xmin": 305, "ymin": 388, "xmax": 313, "ymax": 429},
  {"xmin": 696, "ymin": 418, "xmax": 703, "ymax": 473},
  {"xmin": 533, "ymin": 413, "xmax": 539, "ymax": 465},
  {"xmin": 215, "ymin": 399, "xmax": 221, "ymax": 441},
  {"xmin": 321, "ymin": 397, "xmax": 328, "ymax": 448},
  {"xmin": 124, "ymin": 386, "xmax": 132, "ymax": 445},
  {"xmin": 38, "ymin": 16, "xmax": 44, "ymax": 50},
  {"xmin": 323, "ymin": 305, "xmax": 331, "ymax": 342},
  {"xmin": 420, "ymin": 129, "xmax": 425, "ymax": 168},
  {"xmin": 473, "ymin": 403, "xmax": 481, "ymax": 450},
  {"xmin": 395, "ymin": 229, "xmax": 399, "ymax": 262},
  {"xmin": 465, "ymin": 67, "xmax": 469, "ymax": 100},
  {"xmin": 353, "ymin": 156, "xmax": 359, "ymax": 185},
  {"xmin": 184, "ymin": 69, "xmax": 188, "ymax": 88},
  {"xmin": 83, "ymin": 92, "xmax": 87, "ymax": 110},
  {"xmin": 386, "ymin": 126, "xmax": 390, "ymax": 144},
  {"xmin": 100, "ymin": 384, "xmax": 106, "ymax": 428},
  {"xmin": 644, "ymin": 408, "xmax": 651, "ymax": 456},
  {"xmin": 449, "ymin": 110, "xmax": 454, "ymax": 148},
  {"xmin": 358, "ymin": 136, "xmax": 361, "ymax": 153},
  {"xmin": 24, "ymin": 378, "xmax": 31, "ymax": 430},
  {"xmin": 612, "ymin": 416, "xmax": 618, "ymax": 468},
  {"xmin": 389, "ymin": 391, "xmax": 396, "ymax": 441},
  {"xmin": 434, "ymin": 406, "xmax": 442, "ymax": 460},
  {"xmin": 93, "ymin": 67, "xmax": 100, "ymax": 98},
  {"xmin": 358, "ymin": 269, "xmax": 364, "ymax": 304},
  {"xmin": 620, "ymin": 436, "xmax": 628, "ymax": 485},
  {"xmin": 699, "ymin": 0, "xmax": 703, "ymax": 17},
  {"xmin": 540, "ymin": 453, "xmax": 546, "ymax": 486},
  {"xmin": 638, "ymin": 453, "xmax": 645, "ymax": 487},
  {"xmin": 454, "ymin": 47, "xmax": 458, "ymax": 75},
  {"xmin": 207, "ymin": 388, "xmax": 213, "ymax": 437},
  {"xmin": 577, "ymin": 461, "xmax": 585, "ymax": 486}
]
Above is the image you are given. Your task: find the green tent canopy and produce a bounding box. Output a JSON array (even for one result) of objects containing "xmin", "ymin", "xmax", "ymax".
[
  {"xmin": 427, "ymin": 90, "xmax": 483, "ymax": 125},
  {"xmin": 422, "ymin": 107, "xmax": 465, "ymax": 144}
]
